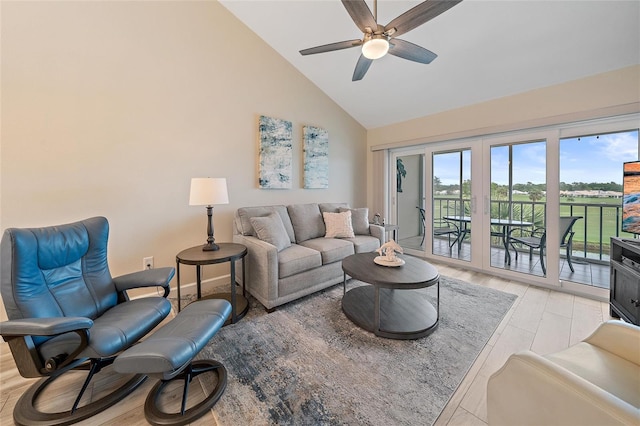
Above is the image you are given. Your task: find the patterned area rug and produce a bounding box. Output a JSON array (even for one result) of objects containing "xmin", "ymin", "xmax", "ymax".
[{"xmin": 183, "ymin": 276, "xmax": 516, "ymax": 425}]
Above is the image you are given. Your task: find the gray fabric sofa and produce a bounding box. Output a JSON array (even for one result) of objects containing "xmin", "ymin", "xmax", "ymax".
[{"xmin": 233, "ymin": 203, "xmax": 385, "ymax": 310}]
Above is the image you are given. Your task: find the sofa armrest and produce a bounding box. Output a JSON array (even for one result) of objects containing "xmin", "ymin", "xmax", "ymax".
[
  {"xmin": 233, "ymin": 234, "xmax": 279, "ymax": 308},
  {"xmin": 584, "ymin": 320, "xmax": 640, "ymax": 366},
  {"xmin": 487, "ymin": 350, "xmax": 640, "ymax": 426},
  {"xmin": 369, "ymin": 224, "xmax": 385, "ymax": 245}
]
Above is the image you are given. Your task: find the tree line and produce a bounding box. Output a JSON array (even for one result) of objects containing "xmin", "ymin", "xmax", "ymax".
[{"xmin": 435, "ymin": 179, "xmax": 622, "ymax": 194}]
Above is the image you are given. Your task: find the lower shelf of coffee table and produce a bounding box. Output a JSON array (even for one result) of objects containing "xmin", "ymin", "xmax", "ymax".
[{"xmin": 342, "ymin": 285, "xmax": 438, "ymax": 339}]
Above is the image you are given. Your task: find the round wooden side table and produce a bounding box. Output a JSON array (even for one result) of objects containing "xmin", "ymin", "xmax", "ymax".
[{"xmin": 176, "ymin": 242, "xmax": 248, "ymax": 325}]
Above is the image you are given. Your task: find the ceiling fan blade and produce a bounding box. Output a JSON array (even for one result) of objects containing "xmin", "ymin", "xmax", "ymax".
[
  {"xmin": 342, "ymin": 0, "xmax": 377, "ymax": 33},
  {"xmin": 352, "ymin": 54, "xmax": 373, "ymax": 81},
  {"xmin": 299, "ymin": 39, "xmax": 363, "ymax": 56},
  {"xmin": 388, "ymin": 38, "xmax": 438, "ymax": 64},
  {"xmin": 385, "ymin": 0, "xmax": 463, "ymax": 38}
]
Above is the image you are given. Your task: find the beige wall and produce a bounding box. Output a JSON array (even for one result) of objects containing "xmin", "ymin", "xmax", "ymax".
[
  {"xmin": 0, "ymin": 0, "xmax": 367, "ymax": 317},
  {"xmin": 366, "ymin": 65, "xmax": 640, "ymax": 211}
]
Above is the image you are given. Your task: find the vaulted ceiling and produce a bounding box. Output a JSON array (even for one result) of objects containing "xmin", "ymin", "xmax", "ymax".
[{"xmin": 220, "ymin": 0, "xmax": 640, "ymax": 129}]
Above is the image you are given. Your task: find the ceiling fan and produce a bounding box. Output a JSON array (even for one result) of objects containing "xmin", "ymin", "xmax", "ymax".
[{"xmin": 300, "ymin": 0, "xmax": 463, "ymax": 81}]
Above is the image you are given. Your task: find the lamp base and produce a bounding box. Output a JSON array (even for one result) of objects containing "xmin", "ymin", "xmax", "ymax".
[
  {"xmin": 202, "ymin": 243, "xmax": 220, "ymax": 251},
  {"xmin": 202, "ymin": 205, "xmax": 219, "ymax": 251}
]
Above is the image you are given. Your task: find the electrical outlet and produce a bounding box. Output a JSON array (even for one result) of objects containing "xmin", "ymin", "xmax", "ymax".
[{"xmin": 143, "ymin": 256, "xmax": 154, "ymax": 270}]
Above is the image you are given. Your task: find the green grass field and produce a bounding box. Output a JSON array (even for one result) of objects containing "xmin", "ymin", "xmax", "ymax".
[{"xmin": 559, "ymin": 196, "xmax": 635, "ymax": 254}]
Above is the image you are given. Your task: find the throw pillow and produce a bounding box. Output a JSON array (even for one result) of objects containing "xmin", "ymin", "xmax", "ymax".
[
  {"xmin": 249, "ymin": 213, "xmax": 291, "ymax": 251},
  {"xmin": 287, "ymin": 203, "xmax": 325, "ymax": 243},
  {"xmin": 323, "ymin": 211, "xmax": 355, "ymax": 238},
  {"xmin": 339, "ymin": 207, "xmax": 370, "ymax": 235}
]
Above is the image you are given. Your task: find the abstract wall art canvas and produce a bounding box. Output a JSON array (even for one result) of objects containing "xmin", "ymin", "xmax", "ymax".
[
  {"xmin": 303, "ymin": 125, "xmax": 329, "ymax": 189},
  {"xmin": 258, "ymin": 115, "xmax": 293, "ymax": 189}
]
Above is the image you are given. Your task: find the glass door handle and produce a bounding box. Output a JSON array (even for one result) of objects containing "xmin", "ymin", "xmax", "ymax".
[{"xmin": 484, "ymin": 196, "xmax": 489, "ymax": 215}]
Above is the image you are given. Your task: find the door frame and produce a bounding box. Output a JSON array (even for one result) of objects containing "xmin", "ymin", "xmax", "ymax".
[{"xmin": 390, "ymin": 148, "xmax": 426, "ymax": 246}]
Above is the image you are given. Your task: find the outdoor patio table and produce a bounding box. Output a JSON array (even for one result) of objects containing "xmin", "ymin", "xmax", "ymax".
[{"xmin": 443, "ymin": 216, "xmax": 533, "ymax": 264}]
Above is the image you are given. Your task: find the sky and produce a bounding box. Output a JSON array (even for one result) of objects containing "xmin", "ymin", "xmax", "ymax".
[
  {"xmin": 433, "ymin": 130, "xmax": 639, "ymax": 186},
  {"xmin": 559, "ymin": 131, "xmax": 638, "ymax": 185}
]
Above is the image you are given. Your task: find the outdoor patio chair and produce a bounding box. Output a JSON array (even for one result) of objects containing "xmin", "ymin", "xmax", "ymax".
[
  {"xmin": 508, "ymin": 216, "xmax": 582, "ymax": 275},
  {"xmin": 418, "ymin": 206, "xmax": 460, "ymax": 251}
]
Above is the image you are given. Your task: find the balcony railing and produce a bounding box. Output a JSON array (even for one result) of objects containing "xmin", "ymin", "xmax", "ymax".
[{"xmin": 433, "ymin": 197, "xmax": 634, "ymax": 262}]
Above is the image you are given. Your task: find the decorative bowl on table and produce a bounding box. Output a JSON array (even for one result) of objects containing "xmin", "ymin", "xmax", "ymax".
[{"xmin": 374, "ymin": 256, "xmax": 405, "ymax": 267}]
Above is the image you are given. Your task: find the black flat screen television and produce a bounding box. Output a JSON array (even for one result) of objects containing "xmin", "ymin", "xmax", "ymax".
[{"xmin": 622, "ymin": 160, "xmax": 640, "ymax": 234}]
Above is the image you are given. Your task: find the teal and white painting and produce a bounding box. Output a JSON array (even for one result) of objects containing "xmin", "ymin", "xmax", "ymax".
[
  {"xmin": 303, "ymin": 126, "xmax": 329, "ymax": 189},
  {"xmin": 259, "ymin": 115, "xmax": 293, "ymax": 189}
]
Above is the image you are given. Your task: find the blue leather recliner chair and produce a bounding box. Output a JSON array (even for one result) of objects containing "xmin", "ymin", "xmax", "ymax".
[{"xmin": 0, "ymin": 216, "xmax": 175, "ymax": 425}]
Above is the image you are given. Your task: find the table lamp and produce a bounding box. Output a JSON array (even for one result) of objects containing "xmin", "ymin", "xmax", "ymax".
[{"xmin": 189, "ymin": 177, "xmax": 229, "ymax": 251}]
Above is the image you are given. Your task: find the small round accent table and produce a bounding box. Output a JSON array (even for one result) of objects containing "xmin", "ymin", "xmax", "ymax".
[
  {"xmin": 341, "ymin": 252, "xmax": 440, "ymax": 339},
  {"xmin": 176, "ymin": 243, "xmax": 248, "ymax": 325}
]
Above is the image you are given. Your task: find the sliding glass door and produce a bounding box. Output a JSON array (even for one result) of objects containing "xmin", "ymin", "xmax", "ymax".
[
  {"xmin": 489, "ymin": 140, "xmax": 547, "ymax": 279},
  {"xmin": 391, "ymin": 143, "xmax": 478, "ymax": 264},
  {"xmin": 388, "ymin": 114, "xmax": 638, "ymax": 298},
  {"xmin": 558, "ymin": 129, "xmax": 639, "ymax": 288},
  {"xmin": 432, "ymin": 149, "xmax": 471, "ymax": 261},
  {"xmin": 394, "ymin": 151, "xmax": 425, "ymax": 250}
]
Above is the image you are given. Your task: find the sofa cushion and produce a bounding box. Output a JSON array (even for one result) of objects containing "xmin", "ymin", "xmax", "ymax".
[
  {"xmin": 319, "ymin": 202, "xmax": 349, "ymax": 213},
  {"xmin": 249, "ymin": 213, "xmax": 291, "ymax": 252},
  {"xmin": 300, "ymin": 237, "xmax": 354, "ymax": 265},
  {"xmin": 345, "ymin": 235, "xmax": 380, "ymax": 253},
  {"xmin": 339, "ymin": 207, "xmax": 370, "ymax": 235},
  {"xmin": 287, "ymin": 203, "xmax": 325, "ymax": 243},
  {"xmin": 323, "ymin": 211, "xmax": 355, "ymax": 238},
  {"xmin": 278, "ymin": 244, "xmax": 322, "ymax": 279},
  {"xmin": 236, "ymin": 205, "xmax": 295, "ymax": 243}
]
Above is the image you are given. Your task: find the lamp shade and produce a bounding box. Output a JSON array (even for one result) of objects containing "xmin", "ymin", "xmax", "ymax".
[
  {"xmin": 361, "ymin": 38, "xmax": 389, "ymax": 60},
  {"xmin": 189, "ymin": 178, "xmax": 229, "ymax": 206}
]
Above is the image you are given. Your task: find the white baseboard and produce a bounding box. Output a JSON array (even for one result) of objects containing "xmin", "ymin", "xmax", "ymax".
[{"xmin": 133, "ymin": 273, "xmax": 233, "ymax": 299}]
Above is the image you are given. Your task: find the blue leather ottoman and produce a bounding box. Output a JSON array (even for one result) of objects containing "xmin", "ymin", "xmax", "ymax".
[{"xmin": 114, "ymin": 299, "xmax": 231, "ymax": 425}]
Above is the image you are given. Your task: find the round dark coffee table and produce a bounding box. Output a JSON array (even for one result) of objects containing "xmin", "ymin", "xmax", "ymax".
[{"xmin": 341, "ymin": 252, "xmax": 440, "ymax": 340}]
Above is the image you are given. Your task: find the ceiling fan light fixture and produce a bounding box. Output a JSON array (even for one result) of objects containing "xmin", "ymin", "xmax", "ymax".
[{"xmin": 361, "ymin": 37, "xmax": 389, "ymax": 60}]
